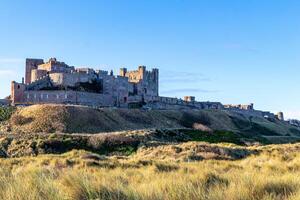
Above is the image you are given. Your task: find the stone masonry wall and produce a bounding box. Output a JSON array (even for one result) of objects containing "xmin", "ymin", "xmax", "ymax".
[
  {"xmin": 31, "ymin": 69, "xmax": 47, "ymax": 82},
  {"xmin": 49, "ymin": 72, "xmax": 97, "ymax": 88},
  {"xmin": 22, "ymin": 91, "xmax": 114, "ymax": 107}
]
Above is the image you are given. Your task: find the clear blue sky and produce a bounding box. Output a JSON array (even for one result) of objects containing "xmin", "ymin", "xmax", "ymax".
[{"xmin": 0, "ymin": 0, "xmax": 300, "ymax": 119}]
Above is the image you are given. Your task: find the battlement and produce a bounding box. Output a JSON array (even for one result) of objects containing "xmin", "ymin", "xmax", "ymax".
[
  {"xmin": 119, "ymin": 66, "xmax": 158, "ymax": 83},
  {"xmin": 75, "ymin": 68, "xmax": 95, "ymax": 74},
  {"xmin": 184, "ymin": 96, "xmax": 196, "ymax": 102},
  {"xmin": 37, "ymin": 58, "xmax": 74, "ymax": 73},
  {"xmin": 224, "ymin": 103, "xmax": 254, "ymax": 110}
]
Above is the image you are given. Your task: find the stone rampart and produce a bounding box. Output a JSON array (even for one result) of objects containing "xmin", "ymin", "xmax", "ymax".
[{"xmin": 21, "ymin": 91, "xmax": 114, "ymax": 107}]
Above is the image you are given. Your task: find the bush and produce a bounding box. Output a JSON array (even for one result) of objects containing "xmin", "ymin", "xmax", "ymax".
[
  {"xmin": 0, "ymin": 107, "xmax": 15, "ymax": 122},
  {"xmin": 181, "ymin": 129, "xmax": 244, "ymax": 145},
  {"xmin": 179, "ymin": 112, "xmax": 211, "ymax": 128}
]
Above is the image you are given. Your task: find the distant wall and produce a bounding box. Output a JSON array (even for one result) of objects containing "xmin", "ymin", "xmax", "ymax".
[
  {"xmin": 224, "ymin": 103, "xmax": 254, "ymax": 110},
  {"xmin": 144, "ymin": 96, "xmax": 223, "ymax": 110},
  {"xmin": 0, "ymin": 99, "xmax": 10, "ymax": 106},
  {"xmin": 226, "ymin": 108, "xmax": 275, "ymax": 118}
]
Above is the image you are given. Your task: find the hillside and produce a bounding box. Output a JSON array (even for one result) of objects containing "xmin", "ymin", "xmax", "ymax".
[
  {"xmin": 1, "ymin": 105, "xmax": 300, "ymax": 199},
  {"xmin": 3, "ymin": 104, "xmax": 300, "ymax": 144}
]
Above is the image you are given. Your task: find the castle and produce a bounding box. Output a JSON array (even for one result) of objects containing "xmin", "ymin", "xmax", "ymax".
[
  {"xmin": 10, "ymin": 58, "xmax": 283, "ymax": 120},
  {"xmin": 11, "ymin": 58, "xmax": 159, "ymax": 108}
]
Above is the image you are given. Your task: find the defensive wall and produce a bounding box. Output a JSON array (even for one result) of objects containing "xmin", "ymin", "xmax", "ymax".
[{"xmin": 15, "ymin": 90, "xmax": 115, "ymax": 107}]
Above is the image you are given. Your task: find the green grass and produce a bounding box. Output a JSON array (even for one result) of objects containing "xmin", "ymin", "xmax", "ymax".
[
  {"xmin": 246, "ymin": 122, "xmax": 280, "ymax": 136},
  {"xmin": 108, "ymin": 146, "xmax": 137, "ymax": 156},
  {"xmin": 181, "ymin": 129, "xmax": 245, "ymax": 145},
  {"xmin": 0, "ymin": 133, "xmax": 140, "ymax": 158}
]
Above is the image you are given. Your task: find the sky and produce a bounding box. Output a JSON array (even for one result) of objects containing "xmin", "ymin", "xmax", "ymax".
[{"xmin": 0, "ymin": 0, "xmax": 300, "ymax": 119}]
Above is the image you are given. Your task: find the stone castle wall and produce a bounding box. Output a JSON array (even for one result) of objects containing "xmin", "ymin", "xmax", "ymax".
[
  {"xmin": 225, "ymin": 107, "xmax": 275, "ymax": 118},
  {"xmin": 49, "ymin": 72, "xmax": 97, "ymax": 88},
  {"xmin": 143, "ymin": 96, "xmax": 223, "ymax": 110},
  {"xmin": 22, "ymin": 91, "xmax": 114, "ymax": 107},
  {"xmin": 31, "ymin": 69, "xmax": 47, "ymax": 82}
]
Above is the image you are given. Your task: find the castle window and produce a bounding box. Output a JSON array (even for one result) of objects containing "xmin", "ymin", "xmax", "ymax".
[
  {"xmin": 17, "ymin": 85, "xmax": 20, "ymax": 89},
  {"xmin": 46, "ymin": 94, "xmax": 49, "ymax": 99},
  {"xmin": 144, "ymin": 88, "xmax": 147, "ymax": 94},
  {"xmin": 27, "ymin": 94, "xmax": 29, "ymax": 99},
  {"xmin": 56, "ymin": 94, "xmax": 59, "ymax": 99},
  {"xmin": 41, "ymin": 94, "xmax": 43, "ymax": 99},
  {"xmin": 65, "ymin": 94, "xmax": 68, "ymax": 99},
  {"xmin": 124, "ymin": 97, "xmax": 127, "ymax": 103}
]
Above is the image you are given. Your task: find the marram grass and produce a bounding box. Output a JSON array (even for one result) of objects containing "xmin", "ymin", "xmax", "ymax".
[{"xmin": 0, "ymin": 144, "xmax": 300, "ymax": 200}]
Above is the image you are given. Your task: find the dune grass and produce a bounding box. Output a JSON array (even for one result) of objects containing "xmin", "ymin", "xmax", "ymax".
[{"xmin": 0, "ymin": 143, "xmax": 299, "ymax": 200}]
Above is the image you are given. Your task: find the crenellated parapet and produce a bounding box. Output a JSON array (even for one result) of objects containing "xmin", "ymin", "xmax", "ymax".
[{"xmin": 224, "ymin": 103, "xmax": 254, "ymax": 110}]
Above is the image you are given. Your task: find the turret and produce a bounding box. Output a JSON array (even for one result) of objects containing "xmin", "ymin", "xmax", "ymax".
[
  {"xmin": 276, "ymin": 112, "xmax": 284, "ymax": 121},
  {"xmin": 119, "ymin": 68, "xmax": 127, "ymax": 76},
  {"xmin": 138, "ymin": 66, "xmax": 146, "ymax": 79}
]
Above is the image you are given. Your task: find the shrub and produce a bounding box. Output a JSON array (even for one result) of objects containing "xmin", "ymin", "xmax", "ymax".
[{"xmin": 0, "ymin": 107, "xmax": 15, "ymax": 122}]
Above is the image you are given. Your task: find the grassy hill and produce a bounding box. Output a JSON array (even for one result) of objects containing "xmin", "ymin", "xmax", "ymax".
[{"xmin": 3, "ymin": 104, "xmax": 300, "ymax": 144}]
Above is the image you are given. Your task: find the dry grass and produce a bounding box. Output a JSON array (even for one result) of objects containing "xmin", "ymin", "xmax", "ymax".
[
  {"xmin": 133, "ymin": 141, "xmax": 256, "ymax": 161},
  {"xmin": 0, "ymin": 143, "xmax": 299, "ymax": 199},
  {"xmin": 10, "ymin": 104, "xmax": 68, "ymax": 133},
  {"xmin": 3, "ymin": 104, "xmax": 300, "ymax": 199}
]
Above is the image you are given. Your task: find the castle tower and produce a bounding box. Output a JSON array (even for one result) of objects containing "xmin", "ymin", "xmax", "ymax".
[
  {"xmin": 11, "ymin": 81, "xmax": 26, "ymax": 105},
  {"xmin": 25, "ymin": 58, "xmax": 44, "ymax": 84},
  {"xmin": 184, "ymin": 96, "xmax": 195, "ymax": 102},
  {"xmin": 152, "ymin": 68, "xmax": 159, "ymax": 96},
  {"xmin": 138, "ymin": 66, "xmax": 146, "ymax": 79},
  {"xmin": 276, "ymin": 112, "xmax": 284, "ymax": 121},
  {"xmin": 119, "ymin": 68, "xmax": 127, "ymax": 77}
]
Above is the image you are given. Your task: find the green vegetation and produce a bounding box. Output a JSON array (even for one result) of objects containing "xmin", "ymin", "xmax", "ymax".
[
  {"xmin": 0, "ymin": 107, "xmax": 15, "ymax": 122},
  {"xmin": 181, "ymin": 129, "xmax": 245, "ymax": 145},
  {"xmin": 0, "ymin": 133, "xmax": 140, "ymax": 158}
]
